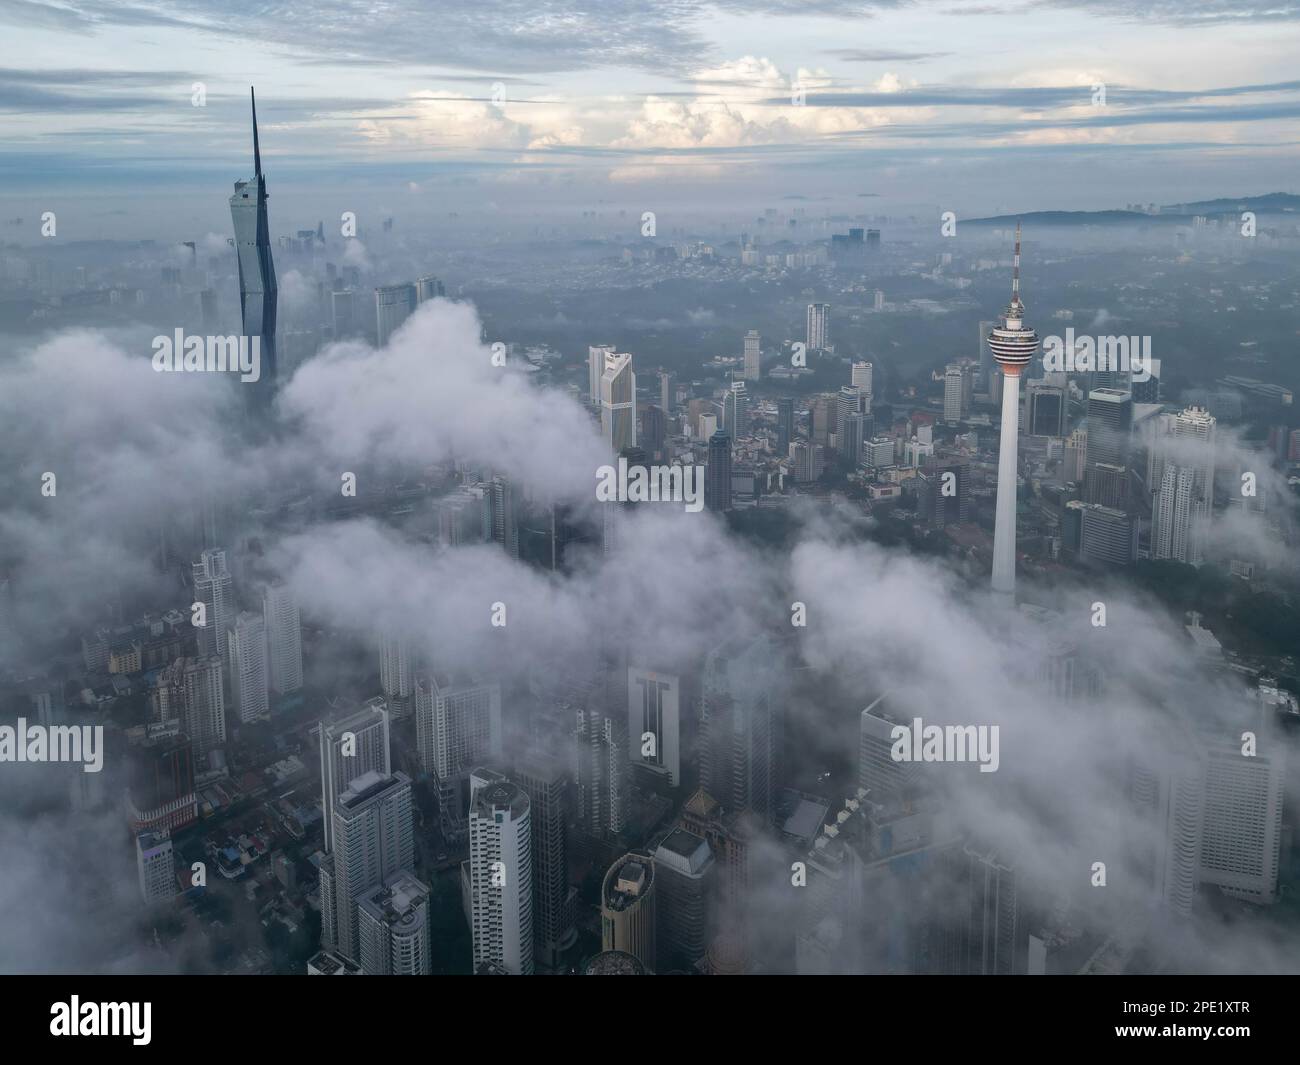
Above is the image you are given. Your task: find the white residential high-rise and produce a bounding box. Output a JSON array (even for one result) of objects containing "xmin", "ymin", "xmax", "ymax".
[
  {"xmin": 191, "ymin": 548, "xmax": 233, "ymax": 658},
  {"xmin": 627, "ymin": 667, "xmax": 680, "ymax": 786},
  {"xmin": 944, "ymin": 363, "xmax": 967, "ymax": 424},
  {"xmin": 743, "ymin": 329, "xmax": 761, "ymax": 381},
  {"xmin": 357, "ymin": 871, "xmax": 432, "ymax": 975},
  {"xmin": 1151, "ymin": 406, "xmax": 1216, "ymax": 565},
  {"xmin": 469, "ymin": 771, "xmax": 534, "ymax": 975},
  {"xmin": 319, "ymin": 704, "xmax": 391, "ymax": 853},
  {"xmin": 329, "ymin": 770, "xmax": 414, "ymax": 963},
  {"xmin": 806, "ymin": 302, "xmax": 829, "ymax": 350},
  {"xmin": 227, "ymin": 610, "xmax": 269, "ymax": 723},
  {"xmin": 263, "ymin": 580, "xmax": 303, "ymax": 697},
  {"xmin": 600, "ymin": 350, "xmax": 637, "ymax": 452},
  {"xmin": 987, "ymin": 223, "xmax": 1039, "ymax": 598},
  {"xmin": 136, "ymin": 830, "xmax": 176, "ymax": 905}
]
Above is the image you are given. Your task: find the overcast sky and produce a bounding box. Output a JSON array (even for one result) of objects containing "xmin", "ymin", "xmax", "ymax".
[{"xmin": 3, "ymin": 0, "xmax": 1300, "ymax": 225}]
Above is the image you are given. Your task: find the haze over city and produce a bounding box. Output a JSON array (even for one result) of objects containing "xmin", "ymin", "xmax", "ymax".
[{"xmin": 0, "ymin": 0, "xmax": 1299, "ymax": 993}]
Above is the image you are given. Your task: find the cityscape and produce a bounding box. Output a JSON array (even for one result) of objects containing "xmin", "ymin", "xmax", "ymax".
[{"xmin": 2, "ymin": 0, "xmax": 1300, "ymax": 988}]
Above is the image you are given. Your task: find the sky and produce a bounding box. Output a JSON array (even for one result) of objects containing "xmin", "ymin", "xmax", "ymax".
[{"xmin": 3, "ymin": 0, "xmax": 1300, "ymax": 226}]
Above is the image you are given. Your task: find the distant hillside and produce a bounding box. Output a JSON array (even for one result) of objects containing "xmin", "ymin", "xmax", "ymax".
[{"xmin": 967, "ymin": 193, "xmax": 1300, "ymax": 226}]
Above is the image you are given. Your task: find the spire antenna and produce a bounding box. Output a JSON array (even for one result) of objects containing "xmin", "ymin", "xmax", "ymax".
[
  {"xmin": 251, "ymin": 86, "xmax": 262, "ymax": 177},
  {"xmin": 1011, "ymin": 220, "xmax": 1021, "ymax": 301}
]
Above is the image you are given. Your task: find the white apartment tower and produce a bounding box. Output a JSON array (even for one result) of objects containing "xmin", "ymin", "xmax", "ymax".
[
  {"xmin": 136, "ymin": 830, "xmax": 176, "ymax": 905},
  {"xmin": 191, "ymin": 548, "xmax": 233, "ymax": 658},
  {"xmin": 807, "ymin": 303, "xmax": 829, "ymax": 351},
  {"xmin": 469, "ymin": 772, "xmax": 534, "ymax": 975}
]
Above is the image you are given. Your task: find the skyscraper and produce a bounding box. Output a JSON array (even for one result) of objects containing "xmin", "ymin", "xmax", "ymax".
[
  {"xmin": 776, "ymin": 396, "xmax": 794, "ymax": 457},
  {"xmin": 589, "ymin": 344, "xmax": 614, "ymax": 405},
  {"xmin": 328, "ymin": 770, "xmax": 415, "ymax": 963},
  {"xmin": 414, "ymin": 674, "xmax": 503, "ymax": 843},
  {"xmin": 1151, "ymin": 405, "xmax": 1216, "ymax": 564},
  {"xmin": 226, "ymin": 610, "xmax": 268, "ymax": 723},
  {"xmin": 653, "ymin": 828, "xmax": 714, "ymax": 971},
  {"xmin": 229, "ymin": 88, "xmax": 277, "ymax": 406},
  {"xmin": 743, "ymin": 329, "xmax": 761, "ymax": 381},
  {"xmin": 469, "ymin": 771, "xmax": 534, "ymax": 975},
  {"xmin": 627, "ymin": 667, "xmax": 681, "ymax": 786},
  {"xmin": 414, "ymin": 276, "xmax": 445, "ymax": 303},
  {"xmin": 987, "ymin": 223, "xmax": 1039, "ymax": 598},
  {"xmin": 700, "ymin": 634, "xmax": 780, "ymax": 826},
  {"xmin": 723, "ymin": 379, "xmax": 748, "ymax": 435},
  {"xmin": 851, "ymin": 361, "xmax": 874, "ymax": 407},
  {"xmin": 191, "ymin": 548, "xmax": 233, "ymax": 659},
  {"xmin": 262, "ymin": 579, "xmax": 303, "ymax": 697},
  {"xmin": 943, "ymin": 363, "xmax": 969, "ymax": 423},
  {"xmin": 706, "ymin": 430, "xmax": 733, "ymax": 511},
  {"xmin": 181, "ymin": 656, "xmax": 225, "ymax": 767},
  {"xmin": 1086, "ymin": 388, "xmax": 1134, "ymax": 468},
  {"xmin": 515, "ymin": 755, "xmax": 578, "ymax": 970},
  {"xmin": 379, "ymin": 629, "xmax": 415, "ymax": 716},
  {"xmin": 375, "ymin": 282, "xmax": 417, "ymax": 346},
  {"xmin": 136, "ymin": 830, "xmax": 176, "ymax": 905},
  {"xmin": 601, "ymin": 852, "xmax": 657, "ymax": 973},
  {"xmin": 600, "ymin": 350, "xmax": 637, "ymax": 452},
  {"xmin": 356, "ymin": 871, "xmax": 431, "ymax": 975},
  {"xmin": 319, "ymin": 703, "xmax": 391, "ymax": 853},
  {"xmin": 806, "ymin": 302, "xmax": 829, "ymax": 351}
]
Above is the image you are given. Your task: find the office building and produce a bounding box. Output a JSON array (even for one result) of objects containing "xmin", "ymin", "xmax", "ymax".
[
  {"xmin": 1079, "ymin": 503, "xmax": 1137, "ymax": 566},
  {"xmin": 601, "ymin": 852, "xmax": 657, "ymax": 972},
  {"xmin": 627, "ymin": 667, "xmax": 680, "ymax": 786},
  {"xmin": 600, "ymin": 350, "xmax": 637, "ymax": 452},
  {"xmin": 700, "ymin": 634, "xmax": 780, "ymax": 826},
  {"xmin": 515, "ymin": 755, "xmax": 578, "ymax": 970},
  {"xmin": 653, "ymin": 828, "xmax": 714, "ymax": 970},
  {"xmin": 1086, "ymin": 388, "xmax": 1133, "ymax": 468},
  {"xmin": 743, "ymin": 329, "xmax": 761, "ymax": 381},
  {"xmin": 415, "ymin": 276, "xmax": 445, "ymax": 303},
  {"xmin": 859, "ymin": 695, "xmax": 919, "ymax": 804},
  {"xmin": 1200, "ymin": 729, "xmax": 1285, "ymax": 904},
  {"xmin": 706, "ymin": 430, "xmax": 733, "ymax": 511},
  {"xmin": 136, "ymin": 830, "xmax": 176, "ymax": 905},
  {"xmin": 776, "ymin": 397, "xmax": 794, "ymax": 456}
]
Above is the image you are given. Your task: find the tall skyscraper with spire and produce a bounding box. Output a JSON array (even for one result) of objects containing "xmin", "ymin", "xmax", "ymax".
[
  {"xmin": 987, "ymin": 224, "xmax": 1038, "ymax": 597},
  {"xmin": 230, "ymin": 87, "xmax": 278, "ymax": 406}
]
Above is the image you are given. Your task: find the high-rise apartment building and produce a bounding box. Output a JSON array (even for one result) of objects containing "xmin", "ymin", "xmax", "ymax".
[
  {"xmin": 469, "ymin": 771, "xmax": 534, "ymax": 975},
  {"xmin": 328, "ymin": 770, "xmax": 414, "ymax": 963},
  {"xmin": 262, "ymin": 580, "xmax": 303, "ymax": 697},
  {"xmin": 191, "ymin": 548, "xmax": 233, "ymax": 659},
  {"xmin": 356, "ymin": 871, "xmax": 431, "ymax": 975},
  {"xmin": 226, "ymin": 610, "xmax": 268, "ymax": 723},
  {"xmin": 806, "ymin": 303, "xmax": 830, "ymax": 351},
  {"xmin": 319, "ymin": 703, "xmax": 391, "ymax": 853}
]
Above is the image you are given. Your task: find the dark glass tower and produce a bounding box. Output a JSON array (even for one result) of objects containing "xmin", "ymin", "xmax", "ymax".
[{"xmin": 230, "ymin": 87, "xmax": 278, "ymax": 407}]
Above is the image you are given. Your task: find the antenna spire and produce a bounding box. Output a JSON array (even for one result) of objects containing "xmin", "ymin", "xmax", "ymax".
[
  {"xmin": 251, "ymin": 86, "xmax": 262, "ymax": 178},
  {"xmin": 1011, "ymin": 220, "xmax": 1021, "ymax": 301}
]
